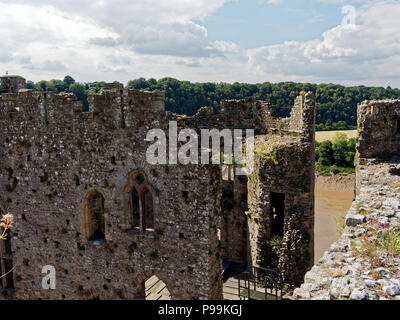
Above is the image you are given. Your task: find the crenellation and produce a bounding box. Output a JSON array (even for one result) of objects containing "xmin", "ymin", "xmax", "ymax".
[
  {"xmin": 0, "ymin": 75, "xmax": 26, "ymax": 94},
  {"xmin": 88, "ymin": 85, "xmax": 165, "ymax": 129},
  {"xmin": 357, "ymin": 99, "xmax": 400, "ymax": 160}
]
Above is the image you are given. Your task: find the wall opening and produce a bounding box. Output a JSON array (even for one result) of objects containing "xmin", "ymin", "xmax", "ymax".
[
  {"xmin": 126, "ymin": 171, "xmax": 156, "ymax": 231},
  {"xmin": 221, "ymin": 181, "xmax": 234, "ymax": 211},
  {"xmin": 270, "ymin": 192, "xmax": 285, "ymax": 238},
  {"xmin": 143, "ymin": 189, "xmax": 154, "ymax": 229},
  {"xmin": 83, "ymin": 191, "xmax": 106, "ymax": 242},
  {"xmin": 131, "ymin": 188, "xmax": 140, "ymax": 228}
]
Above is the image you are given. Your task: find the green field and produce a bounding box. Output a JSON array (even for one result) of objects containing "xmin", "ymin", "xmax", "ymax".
[{"xmin": 316, "ymin": 130, "xmax": 357, "ymax": 142}]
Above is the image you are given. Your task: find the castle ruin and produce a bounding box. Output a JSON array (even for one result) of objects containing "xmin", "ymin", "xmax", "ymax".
[{"xmin": 0, "ymin": 75, "xmax": 315, "ymax": 300}]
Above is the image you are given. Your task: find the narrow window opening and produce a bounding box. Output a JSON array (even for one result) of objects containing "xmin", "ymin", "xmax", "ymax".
[
  {"xmin": 131, "ymin": 188, "xmax": 140, "ymax": 229},
  {"xmin": 144, "ymin": 189, "xmax": 154, "ymax": 230},
  {"xmin": 88, "ymin": 192, "xmax": 105, "ymax": 241},
  {"xmin": 135, "ymin": 174, "xmax": 145, "ymax": 185},
  {"xmin": 182, "ymin": 191, "xmax": 189, "ymax": 204},
  {"xmin": 128, "ymin": 172, "xmax": 157, "ymax": 232},
  {"xmin": 221, "ymin": 182, "xmax": 234, "ymax": 211}
]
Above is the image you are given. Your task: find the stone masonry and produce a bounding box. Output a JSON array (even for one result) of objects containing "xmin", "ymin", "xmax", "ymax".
[
  {"xmin": 0, "ymin": 76, "xmax": 26, "ymax": 95},
  {"xmin": 247, "ymin": 93, "xmax": 315, "ymax": 287},
  {"xmin": 293, "ymin": 99, "xmax": 400, "ymax": 300},
  {"xmin": 0, "ymin": 75, "xmax": 315, "ymax": 300}
]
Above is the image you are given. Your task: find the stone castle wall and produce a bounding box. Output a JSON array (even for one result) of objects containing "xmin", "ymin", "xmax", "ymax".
[
  {"xmin": 0, "ymin": 76, "xmax": 26, "ymax": 94},
  {"xmin": 0, "ymin": 77, "xmax": 316, "ymax": 299},
  {"xmin": 357, "ymin": 100, "xmax": 400, "ymax": 160},
  {"xmin": 0, "ymin": 85, "xmax": 223, "ymax": 300},
  {"xmin": 247, "ymin": 92, "xmax": 315, "ymax": 286},
  {"xmin": 293, "ymin": 99, "xmax": 400, "ymax": 300}
]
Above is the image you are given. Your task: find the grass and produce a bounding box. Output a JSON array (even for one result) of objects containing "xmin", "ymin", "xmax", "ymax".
[
  {"xmin": 255, "ymin": 142, "xmax": 279, "ymax": 166},
  {"xmin": 333, "ymin": 210, "xmax": 347, "ymax": 236},
  {"xmin": 355, "ymin": 219, "xmax": 400, "ymax": 262},
  {"xmin": 377, "ymin": 229, "xmax": 400, "ymax": 255},
  {"xmin": 316, "ymin": 130, "xmax": 357, "ymax": 142},
  {"xmin": 316, "ymin": 164, "xmax": 355, "ymax": 176}
]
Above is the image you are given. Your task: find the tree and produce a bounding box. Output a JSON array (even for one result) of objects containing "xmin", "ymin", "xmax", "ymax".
[
  {"xmin": 69, "ymin": 83, "xmax": 88, "ymax": 111},
  {"xmin": 316, "ymin": 140, "xmax": 334, "ymax": 166},
  {"xmin": 63, "ymin": 75, "xmax": 75, "ymax": 87}
]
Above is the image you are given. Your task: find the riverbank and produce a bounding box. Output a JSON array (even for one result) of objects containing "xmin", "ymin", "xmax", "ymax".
[{"xmin": 316, "ymin": 173, "xmax": 355, "ymax": 192}]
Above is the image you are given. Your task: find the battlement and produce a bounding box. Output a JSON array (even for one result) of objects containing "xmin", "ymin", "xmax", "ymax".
[
  {"xmin": 260, "ymin": 93, "xmax": 315, "ymax": 139},
  {"xmin": 0, "ymin": 76, "xmax": 315, "ymax": 140},
  {"xmin": 0, "ymin": 75, "xmax": 26, "ymax": 94},
  {"xmin": 357, "ymin": 99, "xmax": 400, "ymax": 159},
  {"xmin": 0, "ymin": 90, "xmax": 82, "ymax": 123},
  {"xmin": 88, "ymin": 84, "xmax": 165, "ymax": 128},
  {"xmin": 0, "ymin": 81, "xmax": 166, "ymax": 128},
  {"xmin": 177, "ymin": 92, "xmax": 315, "ymax": 138}
]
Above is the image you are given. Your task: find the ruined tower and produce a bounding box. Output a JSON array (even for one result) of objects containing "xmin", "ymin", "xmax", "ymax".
[
  {"xmin": 246, "ymin": 93, "xmax": 316, "ymax": 286},
  {"xmin": 0, "ymin": 75, "xmax": 26, "ymax": 94}
]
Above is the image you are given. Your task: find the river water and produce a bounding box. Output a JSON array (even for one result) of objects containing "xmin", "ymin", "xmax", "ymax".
[{"xmin": 314, "ymin": 175, "xmax": 355, "ymax": 261}]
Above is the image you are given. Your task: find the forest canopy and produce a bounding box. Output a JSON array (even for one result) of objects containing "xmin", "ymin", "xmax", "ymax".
[{"xmin": 19, "ymin": 76, "xmax": 400, "ymax": 131}]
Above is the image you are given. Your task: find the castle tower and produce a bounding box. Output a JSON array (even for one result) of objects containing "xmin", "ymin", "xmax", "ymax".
[{"xmin": 0, "ymin": 75, "xmax": 26, "ymax": 94}]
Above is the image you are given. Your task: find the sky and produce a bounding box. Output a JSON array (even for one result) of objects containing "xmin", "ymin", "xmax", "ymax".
[{"xmin": 0, "ymin": 0, "xmax": 399, "ymax": 88}]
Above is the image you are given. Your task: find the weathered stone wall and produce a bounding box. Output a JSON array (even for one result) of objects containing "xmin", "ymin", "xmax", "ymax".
[
  {"xmin": 0, "ymin": 85, "xmax": 222, "ymax": 300},
  {"xmin": 294, "ymin": 159, "xmax": 400, "ymax": 300},
  {"xmin": 293, "ymin": 99, "xmax": 400, "ymax": 300},
  {"xmin": 247, "ymin": 92, "xmax": 315, "ymax": 286},
  {"xmin": 357, "ymin": 100, "xmax": 400, "ymax": 160},
  {"xmin": 0, "ymin": 78, "xmax": 316, "ymax": 299},
  {"xmin": 0, "ymin": 76, "xmax": 26, "ymax": 94}
]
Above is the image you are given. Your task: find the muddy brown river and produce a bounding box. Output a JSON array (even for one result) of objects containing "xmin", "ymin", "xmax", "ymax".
[{"xmin": 314, "ymin": 175, "xmax": 355, "ymax": 261}]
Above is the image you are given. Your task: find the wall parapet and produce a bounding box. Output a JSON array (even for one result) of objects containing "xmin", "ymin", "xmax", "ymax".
[
  {"xmin": 357, "ymin": 99, "xmax": 400, "ymax": 159},
  {"xmin": 293, "ymin": 98, "xmax": 400, "ymax": 300}
]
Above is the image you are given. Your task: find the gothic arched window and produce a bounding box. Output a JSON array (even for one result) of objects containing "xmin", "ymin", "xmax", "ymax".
[{"xmin": 126, "ymin": 171, "xmax": 155, "ymax": 231}]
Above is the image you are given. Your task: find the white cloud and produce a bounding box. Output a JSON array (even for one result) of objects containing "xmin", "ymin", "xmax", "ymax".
[
  {"xmin": 0, "ymin": 0, "xmax": 238, "ymax": 81},
  {"xmin": 247, "ymin": 1, "xmax": 400, "ymax": 86},
  {"xmin": 0, "ymin": 0, "xmax": 399, "ymax": 88}
]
